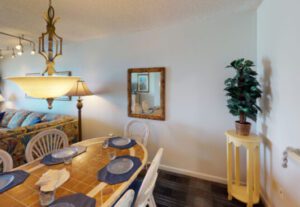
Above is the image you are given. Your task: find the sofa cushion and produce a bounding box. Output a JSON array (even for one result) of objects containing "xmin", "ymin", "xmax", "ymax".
[
  {"xmin": 21, "ymin": 112, "xmax": 44, "ymax": 127},
  {"xmin": 7, "ymin": 111, "xmax": 31, "ymax": 129},
  {"xmin": 0, "ymin": 109, "xmax": 16, "ymax": 128}
]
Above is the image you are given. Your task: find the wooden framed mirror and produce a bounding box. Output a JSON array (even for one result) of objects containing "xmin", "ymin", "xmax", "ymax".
[{"xmin": 128, "ymin": 67, "xmax": 165, "ymax": 121}]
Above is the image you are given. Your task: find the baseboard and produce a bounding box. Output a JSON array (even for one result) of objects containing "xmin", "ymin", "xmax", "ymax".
[
  {"xmin": 260, "ymin": 191, "xmax": 272, "ymax": 207},
  {"xmin": 158, "ymin": 164, "xmax": 273, "ymax": 206},
  {"xmin": 158, "ymin": 164, "xmax": 227, "ymax": 184}
]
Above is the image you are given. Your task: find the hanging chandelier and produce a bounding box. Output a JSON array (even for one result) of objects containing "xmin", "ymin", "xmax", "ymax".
[{"xmin": 6, "ymin": 0, "xmax": 79, "ymax": 109}]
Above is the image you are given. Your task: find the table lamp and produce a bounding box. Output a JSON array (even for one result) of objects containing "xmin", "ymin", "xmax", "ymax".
[{"xmin": 66, "ymin": 80, "xmax": 93, "ymax": 141}]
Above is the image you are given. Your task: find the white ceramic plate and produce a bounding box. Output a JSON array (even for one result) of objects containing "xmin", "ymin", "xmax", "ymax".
[
  {"xmin": 111, "ymin": 137, "xmax": 131, "ymax": 146},
  {"xmin": 107, "ymin": 158, "xmax": 134, "ymax": 175},
  {"xmin": 52, "ymin": 147, "xmax": 77, "ymax": 159},
  {"xmin": 0, "ymin": 174, "xmax": 14, "ymax": 190}
]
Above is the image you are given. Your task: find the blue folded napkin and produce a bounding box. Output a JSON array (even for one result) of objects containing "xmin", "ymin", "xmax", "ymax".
[
  {"xmin": 41, "ymin": 146, "xmax": 87, "ymax": 166},
  {"xmin": 98, "ymin": 155, "xmax": 142, "ymax": 185},
  {"xmin": 49, "ymin": 193, "xmax": 96, "ymax": 207},
  {"xmin": 108, "ymin": 137, "xmax": 137, "ymax": 149},
  {"xmin": 0, "ymin": 170, "xmax": 29, "ymax": 193}
]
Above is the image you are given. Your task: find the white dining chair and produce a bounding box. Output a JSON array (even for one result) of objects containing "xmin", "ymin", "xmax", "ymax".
[
  {"xmin": 114, "ymin": 189, "xmax": 135, "ymax": 207},
  {"xmin": 0, "ymin": 149, "xmax": 13, "ymax": 172},
  {"xmin": 25, "ymin": 129, "xmax": 69, "ymax": 162},
  {"xmin": 134, "ymin": 148, "xmax": 164, "ymax": 207},
  {"xmin": 124, "ymin": 120, "xmax": 150, "ymax": 147}
]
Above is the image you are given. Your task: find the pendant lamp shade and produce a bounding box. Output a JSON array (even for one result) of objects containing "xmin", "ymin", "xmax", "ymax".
[{"xmin": 8, "ymin": 76, "xmax": 80, "ymax": 98}]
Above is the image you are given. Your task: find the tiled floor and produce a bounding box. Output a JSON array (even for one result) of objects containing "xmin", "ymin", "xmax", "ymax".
[{"xmin": 153, "ymin": 170, "xmax": 265, "ymax": 207}]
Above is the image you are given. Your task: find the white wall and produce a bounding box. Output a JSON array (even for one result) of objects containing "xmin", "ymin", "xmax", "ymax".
[
  {"xmin": 0, "ymin": 11, "xmax": 257, "ymax": 181},
  {"xmin": 257, "ymin": 0, "xmax": 300, "ymax": 206}
]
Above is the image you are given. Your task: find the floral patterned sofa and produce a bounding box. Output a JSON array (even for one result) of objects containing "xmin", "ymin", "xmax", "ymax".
[{"xmin": 0, "ymin": 109, "xmax": 78, "ymax": 167}]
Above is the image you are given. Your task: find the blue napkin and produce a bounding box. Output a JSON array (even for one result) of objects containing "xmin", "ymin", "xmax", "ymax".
[
  {"xmin": 98, "ymin": 155, "xmax": 142, "ymax": 185},
  {"xmin": 41, "ymin": 146, "xmax": 87, "ymax": 166},
  {"xmin": 0, "ymin": 170, "xmax": 29, "ymax": 193},
  {"xmin": 49, "ymin": 193, "xmax": 96, "ymax": 207},
  {"xmin": 108, "ymin": 137, "xmax": 137, "ymax": 149}
]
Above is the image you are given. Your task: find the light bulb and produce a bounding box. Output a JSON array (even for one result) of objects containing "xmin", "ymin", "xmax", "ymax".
[
  {"xmin": 31, "ymin": 50, "xmax": 36, "ymax": 55},
  {"xmin": 17, "ymin": 50, "xmax": 23, "ymax": 56},
  {"xmin": 0, "ymin": 55, "xmax": 3, "ymax": 59},
  {"xmin": 16, "ymin": 44, "xmax": 22, "ymax": 50}
]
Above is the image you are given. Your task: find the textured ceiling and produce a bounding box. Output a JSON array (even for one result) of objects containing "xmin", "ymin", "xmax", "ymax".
[{"xmin": 0, "ymin": 0, "xmax": 261, "ymax": 52}]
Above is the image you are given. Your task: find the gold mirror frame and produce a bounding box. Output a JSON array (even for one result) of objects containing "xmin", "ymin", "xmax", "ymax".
[{"xmin": 128, "ymin": 67, "xmax": 166, "ymax": 121}]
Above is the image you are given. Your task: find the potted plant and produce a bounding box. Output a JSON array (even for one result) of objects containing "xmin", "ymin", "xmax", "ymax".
[{"xmin": 224, "ymin": 58, "xmax": 262, "ymax": 136}]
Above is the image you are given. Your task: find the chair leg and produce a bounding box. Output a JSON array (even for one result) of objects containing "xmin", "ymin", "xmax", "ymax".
[{"xmin": 149, "ymin": 195, "xmax": 157, "ymax": 207}]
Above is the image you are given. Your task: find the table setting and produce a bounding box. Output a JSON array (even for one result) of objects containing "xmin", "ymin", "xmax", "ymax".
[
  {"xmin": 0, "ymin": 170, "xmax": 29, "ymax": 193},
  {"xmin": 106, "ymin": 136, "xmax": 137, "ymax": 149},
  {"xmin": 0, "ymin": 136, "xmax": 147, "ymax": 207},
  {"xmin": 99, "ymin": 136, "xmax": 142, "ymax": 183},
  {"xmin": 41, "ymin": 145, "xmax": 87, "ymax": 165}
]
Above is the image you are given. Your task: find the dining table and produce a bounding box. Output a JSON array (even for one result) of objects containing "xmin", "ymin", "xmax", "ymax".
[{"xmin": 0, "ymin": 137, "xmax": 148, "ymax": 207}]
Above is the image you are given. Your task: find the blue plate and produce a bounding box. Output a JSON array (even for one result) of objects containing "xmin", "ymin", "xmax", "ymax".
[
  {"xmin": 111, "ymin": 137, "xmax": 131, "ymax": 146},
  {"xmin": 0, "ymin": 174, "xmax": 14, "ymax": 191},
  {"xmin": 107, "ymin": 158, "xmax": 134, "ymax": 174}
]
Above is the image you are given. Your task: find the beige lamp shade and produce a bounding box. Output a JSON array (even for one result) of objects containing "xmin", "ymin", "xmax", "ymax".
[
  {"xmin": 6, "ymin": 76, "xmax": 80, "ymax": 99},
  {"xmin": 0, "ymin": 94, "xmax": 5, "ymax": 102},
  {"xmin": 66, "ymin": 80, "xmax": 93, "ymax": 97}
]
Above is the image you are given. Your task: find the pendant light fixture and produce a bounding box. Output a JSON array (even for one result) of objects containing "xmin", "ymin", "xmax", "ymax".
[
  {"xmin": 15, "ymin": 37, "xmax": 23, "ymax": 51},
  {"xmin": 11, "ymin": 48, "xmax": 16, "ymax": 59},
  {"xmin": 6, "ymin": 0, "xmax": 79, "ymax": 109},
  {"xmin": 30, "ymin": 42, "xmax": 36, "ymax": 55}
]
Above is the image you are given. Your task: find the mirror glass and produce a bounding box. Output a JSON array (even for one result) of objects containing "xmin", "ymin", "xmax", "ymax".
[{"xmin": 128, "ymin": 68, "xmax": 165, "ymax": 120}]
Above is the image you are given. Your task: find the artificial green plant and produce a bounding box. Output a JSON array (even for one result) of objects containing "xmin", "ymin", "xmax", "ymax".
[{"xmin": 224, "ymin": 58, "xmax": 262, "ymax": 124}]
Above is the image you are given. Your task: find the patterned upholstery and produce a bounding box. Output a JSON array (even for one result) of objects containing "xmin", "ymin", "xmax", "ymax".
[
  {"xmin": 0, "ymin": 109, "xmax": 78, "ymax": 167},
  {"xmin": 21, "ymin": 112, "xmax": 44, "ymax": 127},
  {"xmin": 41, "ymin": 113, "xmax": 61, "ymax": 122},
  {"xmin": 7, "ymin": 111, "xmax": 31, "ymax": 129},
  {"xmin": 0, "ymin": 109, "xmax": 16, "ymax": 128}
]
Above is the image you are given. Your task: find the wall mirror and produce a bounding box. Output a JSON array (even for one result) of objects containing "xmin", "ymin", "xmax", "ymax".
[{"xmin": 128, "ymin": 67, "xmax": 165, "ymax": 120}]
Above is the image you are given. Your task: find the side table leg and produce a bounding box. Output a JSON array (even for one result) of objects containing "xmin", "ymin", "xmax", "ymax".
[
  {"xmin": 227, "ymin": 141, "xmax": 233, "ymax": 200},
  {"xmin": 235, "ymin": 146, "xmax": 240, "ymax": 186},
  {"xmin": 254, "ymin": 145, "xmax": 260, "ymax": 201},
  {"xmin": 247, "ymin": 148, "xmax": 254, "ymax": 207}
]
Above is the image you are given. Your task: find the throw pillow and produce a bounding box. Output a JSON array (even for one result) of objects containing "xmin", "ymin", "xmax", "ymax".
[
  {"xmin": 7, "ymin": 111, "xmax": 31, "ymax": 129},
  {"xmin": 21, "ymin": 112, "xmax": 44, "ymax": 127},
  {"xmin": 0, "ymin": 110, "xmax": 16, "ymax": 128}
]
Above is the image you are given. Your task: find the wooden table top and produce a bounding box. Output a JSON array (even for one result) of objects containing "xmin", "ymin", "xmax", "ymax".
[{"xmin": 0, "ymin": 137, "xmax": 148, "ymax": 207}]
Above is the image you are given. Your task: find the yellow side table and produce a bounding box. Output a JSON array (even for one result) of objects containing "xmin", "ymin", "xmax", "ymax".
[{"xmin": 225, "ymin": 130, "xmax": 261, "ymax": 207}]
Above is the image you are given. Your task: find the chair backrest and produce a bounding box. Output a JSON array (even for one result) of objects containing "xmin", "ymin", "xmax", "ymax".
[
  {"xmin": 124, "ymin": 120, "xmax": 149, "ymax": 146},
  {"xmin": 0, "ymin": 149, "xmax": 13, "ymax": 172},
  {"xmin": 134, "ymin": 148, "xmax": 164, "ymax": 207},
  {"xmin": 25, "ymin": 129, "xmax": 69, "ymax": 162},
  {"xmin": 115, "ymin": 189, "xmax": 135, "ymax": 207}
]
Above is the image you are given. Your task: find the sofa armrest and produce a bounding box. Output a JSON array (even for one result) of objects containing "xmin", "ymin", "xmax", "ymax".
[{"xmin": 0, "ymin": 127, "xmax": 27, "ymax": 139}]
